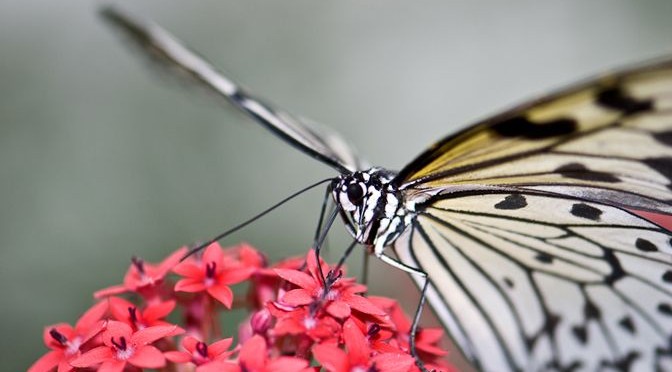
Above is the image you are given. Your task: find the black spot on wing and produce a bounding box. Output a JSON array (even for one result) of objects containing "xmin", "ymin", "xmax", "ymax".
[
  {"xmin": 570, "ymin": 203, "xmax": 602, "ymax": 221},
  {"xmin": 643, "ymin": 157, "xmax": 672, "ymax": 190},
  {"xmin": 601, "ymin": 351, "xmax": 640, "ymax": 371},
  {"xmin": 555, "ymin": 163, "xmax": 620, "ymax": 183},
  {"xmin": 584, "ymin": 301, "xmax": 601, "ymax": 320},
  {"xmin": 535, "ymin": 252, "xmax": 554, "ymax": 264},
  {"xmin": 596, "ymin": 87, "xmax": 653, "ymax": 115},
  {"xmin": 663, "ymin": 271, "xmax": 672, "ymax": 283},
  {"xmin": 652, "ymin": 130, "xmax": 672, "ymax": 147},
  {"xmin": 228, "ymin": 89, "xmax": 246, "ymax": 104},
  {"xmin": 503, "ymin": 277, "xmax": 514, "ymax": 288},
  {"xmin": 494, "ymin": 194, "xmax": 527, "ymax": 210},
  {"xmin": 604, "ymin": 250, "xmax": 626, "ymax": 285},
  {"xmin": 545, "ymin": 359, "xmax": 582, "ymax": 372},
  {"xmin": 526, "ymin": 314, "xmax": 561, "ymax": 353},
  {"xmin": 635, "ymin": 238, "xmax": 658, "ymax": 252},
  {"xmin": 658, "ymin": 303, "xmax": 672, "ymax": 316},
  {"xmin": 492, "ymin": 116, "xmax": 577, "ymax": 139},
  {"xmin": 618, "ymin": 316, "xmax": 636, "ymax": 334},
  {"xmin": 572, "ymin": 325, "xmax": 588, "ymax": 344}
]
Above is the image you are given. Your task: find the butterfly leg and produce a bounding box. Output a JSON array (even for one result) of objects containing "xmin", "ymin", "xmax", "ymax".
[
  {"xmin": 313, "ymin": 187, "xmax": 334, "ymax": 247},
  {"xmin": 379, "ymin": 253, "xmax": 430, "ymax": 372}
]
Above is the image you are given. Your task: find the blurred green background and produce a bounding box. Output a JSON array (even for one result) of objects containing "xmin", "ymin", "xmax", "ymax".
[{"xmin": 3, "ymin": 1, "xmax": 672, "ymax": 370}]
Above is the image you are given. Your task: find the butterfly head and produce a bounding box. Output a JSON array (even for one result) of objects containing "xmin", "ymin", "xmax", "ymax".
[{"xmin": 331, "ymin": 168, "xmax": 410, "ymax": 250}]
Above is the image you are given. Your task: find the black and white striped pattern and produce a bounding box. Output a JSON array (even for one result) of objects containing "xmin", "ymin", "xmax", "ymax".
[{"xmin": 396, "ymin": 193, "xmax": 672, "ymax": 371}]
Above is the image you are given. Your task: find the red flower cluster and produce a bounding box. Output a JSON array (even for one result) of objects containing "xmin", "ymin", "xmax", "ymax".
[{"xmin": 30, "ymin": 243, "xmax": 453, "ymax": 372}]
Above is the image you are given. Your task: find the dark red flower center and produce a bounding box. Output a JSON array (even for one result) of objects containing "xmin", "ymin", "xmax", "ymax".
[
  {"xmin": 49, "ymin": 328, "xmax": 68, "ymax": 345},
  {"xmin": 196, "ymin": 342, "xmax": 208, "ymax": 358},
  {"xmin": 111, "ymin": 336, "xmax": 128, "ymax": 351},
  {"xmin": 128, "ymin": 306, "xmax": 139, "ymax": 326},
  {"xmin": 367, "ymin": 323, "xmax": 381, "ymax": 338},
  {"xmin": 205, "ymin": 262, "xmax": 217, "ymax": 279},
  {"xmin": 325, "ymin": 269, "xmax": 343, "ymax": 287},
  {"xmin": 131, "ymin": 256, "xmax": 145, "ymax": 275}
]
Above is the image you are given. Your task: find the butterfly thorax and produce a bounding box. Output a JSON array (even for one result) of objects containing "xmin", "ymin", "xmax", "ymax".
[{"xmin": 331, "ymin": 168, "xmax": 415, "ymax": 256}]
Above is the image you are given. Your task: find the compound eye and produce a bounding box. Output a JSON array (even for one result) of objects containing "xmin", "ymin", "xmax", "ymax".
[{"xmin": 346, "ymin": 183, "xmax": 365, "ymax": 205}]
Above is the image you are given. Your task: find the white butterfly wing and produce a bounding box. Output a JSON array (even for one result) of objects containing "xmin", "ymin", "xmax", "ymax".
[
  {"xmin": 389, "ymin": 57, "xmax": 672, "ymax": 370},
  {"xmin": 101, "ymin": 7, "xmax": 364, "ymax": 173},
  {"xmin": 396, "ymin": 58, "xmax": 672, "ymax": 217},
  {"xmin": 395, "ymin": 193, "xmax": 672, "ymax": 371}
]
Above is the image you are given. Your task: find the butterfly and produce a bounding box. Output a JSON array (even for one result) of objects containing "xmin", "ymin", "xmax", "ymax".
[{"xmin": 102, "ymin": 7, "xmax": 672, "ymax": 371}]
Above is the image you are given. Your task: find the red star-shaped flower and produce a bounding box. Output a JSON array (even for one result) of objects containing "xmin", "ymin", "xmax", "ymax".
[
  {"xmin": 108, "ymin": 296, "xmax": 183, "ymax": 335},
  {"xmin": 370, "ymin": 296, "xmax": 451, "ymax": 371},
  {"xmin": 173, "ymin": 242, "xmax": 254, "ymax": 308},
  {"xmin": 270, "ymin": 304, "xmax": 341, "ymax": 341},
  {"xmin": 164, "ymin": 335, "xmax": 236, "ymax": 372},
  {"xmin": 28, "ymin": 301, "xmax": 108, "ymax": 372},
  {"xmin": 235, "ymin": 335, "xmax": 310, "ymax": 372},
  {"xmin": 94, "ymin": 247, "xmax": 187, "ymax": 299},
  {"xmin": 274, "ymin": 250, "xmax": 385, "ymax": 320},
  {"xmin": 70, "ymin": 320, "xmax": 182, "ymax": 371},
  {"xmin": 313, "ymin": 319, "xmax": 415, "ymax": 372}
]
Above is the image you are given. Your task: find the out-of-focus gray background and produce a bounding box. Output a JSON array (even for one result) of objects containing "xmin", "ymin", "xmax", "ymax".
[{"xmin": 3, "ymin": 1, "xmax": 672, "ymax": 370}]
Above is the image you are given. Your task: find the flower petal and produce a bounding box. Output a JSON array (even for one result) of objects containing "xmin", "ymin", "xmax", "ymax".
[
  {"xmin": 108, "ymin": 297, "xmax": 135, "ymax": 323},
  {"xmin": 27, "ymin": 350, "xmax": 62, "ymax": 372},
  {"xmin": 343, "ymin": 319, "xmax": 370, "ymax": 365},
  {"xmin": 416, "ymin": 328, "xmax": 449, "ymax": 357},
  {"xmin": 175, "ymin": 278, "xmax": 206, "ymax": 292},
  {"xmin": 102, "ymin": 321, "xmax": 133, "ymax": 346},
  {"xmin": 419, "ymin": 327, "xmax": 443, "ymax": 342},
  {"xmin": 80, "ymin": 320, "xmax": 108, "ymax": 345},
  {"xmin": 209, "ymin": 337, "xmax": 234, "ymax": 357},
  {"xmin": 94, "ymin": 284, "xmax": 128, "ymax": 299},
  {"xmin": 305, "ymin": 250, "xmax": 330, "ymax": 280},
  {"xmin": 197, "ymin": 361, "xmax": 240, "ymax": 372},
  {"xmin": 56, "ymin": 359, "xmax": 74, "ymax": 372},
  {"xmin": 207, "ymin": 284, "xmax": 234, "ymax": 308},
  {"xmin": 326, "ymin": 300, "xmax": 351, "ymax": 319},
  {"xmin": 43, "ymin": 323, "xmax": 74, "ymax": 349},
  {"xmin": 274, "ymin": 268, "xmax": 316, "ymax": 290},
  {"xmin": 128, "ymin": 345, "xmax": 166, "ymax": 368},
  {"xmin": 313, "ymin": 343, "xmax": 348, "ymax": 372},
  {"xmin": 371, "ymin": 353, "xmax": 415, "ymax": 372},
  {"xmin": 343, "ymin": 294, "xmax": 386, "ymax": 316},
  {"xmin": 181, "ymin": 335, "xmax": 200, "ymax": 352},
  {"xmin": 281, "ymin": 289, "xmax": 314, "ymax": 306},
  {"xmin": 75, "ymin": 300, "xmax": 109, "ymax": 333},
  {"xmin": 144, "ymin": 300, "xmax": 176, "ymax": 322},
  {"xmin": 131, "ymin": 324, "xmax": 181, "ymax": 345},
  {"xmin": 239, "ymin": 335, "xmax": 267, "ymax": 370},
  {"xmin": 173, "ymin": 262, "xmax": 204, "ymax": 278},
  {"xmin": 221, "ymin": 266, "xmax": 254, "ymax": 285},
  {"xmin": 70, "ymin": 346, "xmax": 113, "ymax": 367},
  {"xmin": 266, "ymin": 356, "xmax": 310, "ymax": 372},
  {"xmin": 164, "ymin": 350, "xmax": 192, "ymax": 363},
  {"xmin": 238, "ymin": 243, "xmax": 264, "ymax": 268},
  {"xmin": 157, "ymin": 246, "xmax": 189, "ymax": 277},
  {"xmin": 273, "ymin": 317, "xmax": 304, "ymax": 335},
  {"xmin": 203, "ymin": 243, "xmax": 225, "ymax": 266},
  {"xmin": 98, "ymin": 359, "xmax": 126, "ymax": 372}
]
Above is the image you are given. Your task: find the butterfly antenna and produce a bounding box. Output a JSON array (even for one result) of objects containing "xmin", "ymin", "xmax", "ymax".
[
  {"xmin": 312, "ymin": 208, "xmax": 339, "ymax": 285},
  {"xmin": 182, "ymin": 178, "xmax": 332, "ymax": 260}
]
